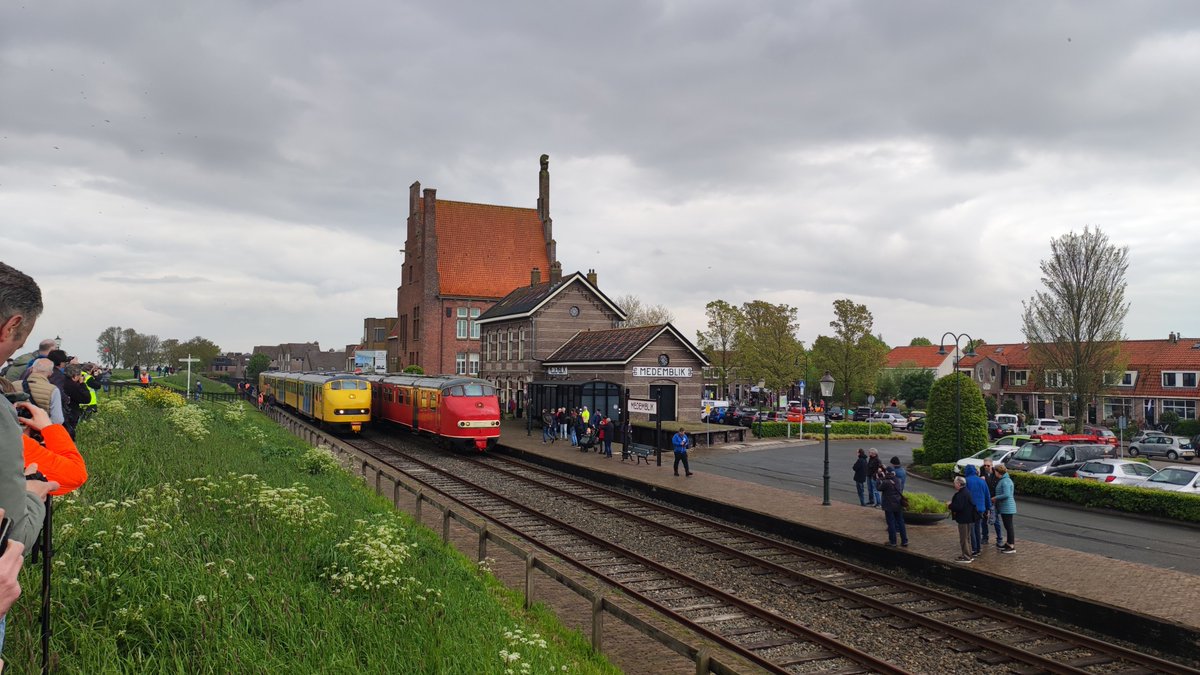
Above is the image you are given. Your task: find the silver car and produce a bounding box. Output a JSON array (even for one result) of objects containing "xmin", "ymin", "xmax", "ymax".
[
  {"xmin": 1128, "ymin": 435, "xmax": 1196, "ymax": 461},
  {"xmin": 1136, "ymin": 466, "xmax": 1200, "ymax": 493},
  {"xmin": 1074, "ymin": 459, "xmax": 1158, "ymax": 485},
  {"xmin": 869, "ymin": 412, "xmax": 908, "ymax": 430}
]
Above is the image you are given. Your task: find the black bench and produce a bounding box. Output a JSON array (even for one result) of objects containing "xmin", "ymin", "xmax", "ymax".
[{"xmin": 623, "ymin": 443, "xmax": 656, "ymax": 465}]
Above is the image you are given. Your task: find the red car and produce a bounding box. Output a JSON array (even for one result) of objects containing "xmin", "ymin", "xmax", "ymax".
[{"xmin": 1082, "ymin": 426, "xmax": 1119, "ymax": 447}]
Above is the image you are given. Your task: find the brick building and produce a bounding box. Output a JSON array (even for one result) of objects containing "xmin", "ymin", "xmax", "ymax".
[
  {"xmin": 477, "ymin": 269, "xmax": 709, "ymax": 422},
  {"xmin": 394, "ymin": 155, "xmax": 556, "ymax": 376},
  {"xmin": 884, "ymin": 334, "xmax": 1200, "ymax": 424}
]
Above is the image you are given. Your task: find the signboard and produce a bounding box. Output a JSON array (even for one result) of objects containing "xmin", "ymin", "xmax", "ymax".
[
  {"xmin": 628, "ymin": 398, "xmax": 658, "ymax": 415},
  {"xmin": 547, "ymin": 366, "xmax": 569, "ymax": 376},
  {"xmin": 632, "ymin": 366, "xmax": 693, "ymax": 378},
  {"xmin": 867, "ymin": 395, "xmax": 876, "ymax": 405},
  {"xmin": 354, "ymin": 350, "xmax": 387, "ymax": 373},
  {"xmin": 1118, "ymin": 416, "xmax": 1127, "ymax": 430},
  {"xmin": 798, "ymin": 380, "xmax": 805, "ymax": 397}
]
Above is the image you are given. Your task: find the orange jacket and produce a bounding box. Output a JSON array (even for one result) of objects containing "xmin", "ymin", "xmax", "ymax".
[{"xmin": 23, "ymin": 424, "xmax": 88, "ymax": 496}]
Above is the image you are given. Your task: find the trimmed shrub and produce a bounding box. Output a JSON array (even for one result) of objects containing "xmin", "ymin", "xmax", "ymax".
[
  {"xmin": 929, "ymin": 463, "xmax": 957, "ymax": 480},
  {"xmin": 911, "ymin": 448, "xmax": 927, "ymax": 466},
  {"xmin": 923, "ymin": 373, "xmax": 989, "ymax": 464},
  {"xmin": 1009, "ymin": 473, "xmax": 1200, "ymax": 523},
  {"xmin": 1174, "ymin": 419, "xmax": 1200, "ymax": 438},
  {"xmin": 903, "ymin": 492, "xmax": 948, "ymax": 514},
  {"xmin": 753, "ymin": 421, "xmax": 899, "ymax": 438}
]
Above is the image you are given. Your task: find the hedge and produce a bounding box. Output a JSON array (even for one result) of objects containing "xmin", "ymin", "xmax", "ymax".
[
  {"xmin": 911, "ymin": 448, "xmax": 927, "ymax": 465},
  {"xmin": 753, "ymin": 421, "xmax": 901, "ymax": 438},
  {"xmin": 1008, "ymin": 473, "xmax": 1200, "ymax": 523},
  {"xmin": 923, "ymin": 373, "xmax": 989, "ymax": 464}
]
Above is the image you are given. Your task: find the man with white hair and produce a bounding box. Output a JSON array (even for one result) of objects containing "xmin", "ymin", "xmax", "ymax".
[
  {"xmin": 947, "ymin": 476, "xmax": 978, "ymax": 563},
  {"xmin": 2, "ymin": 338, "xmax": 55, "ymax": 384}
]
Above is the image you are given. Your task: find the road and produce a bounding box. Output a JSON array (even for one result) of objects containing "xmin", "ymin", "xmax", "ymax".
[{"xmin": 692, "ymin": 434, "xmax": 1200, "ymax": 574}]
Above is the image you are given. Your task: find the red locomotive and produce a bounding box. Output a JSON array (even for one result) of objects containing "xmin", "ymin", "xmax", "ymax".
[{"xmin": 371, "ymin": 374, "xmax": 501, "ymax": 452}]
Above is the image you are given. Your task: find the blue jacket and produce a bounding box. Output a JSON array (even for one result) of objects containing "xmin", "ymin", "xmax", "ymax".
[
  {"xmin": 964, "ymin": 465, "xmax": 991, "ymax": 513},
  {"xmin": 672, "ymin": 432, "xmax": 689, "ymax": 453},
  {"xmin": 890, "ymin": 465, "xmax": 907, "ymax": 492},
  {"xmin": 994, "ymin": 473, "xmax": 1017, "ymax": 515}
]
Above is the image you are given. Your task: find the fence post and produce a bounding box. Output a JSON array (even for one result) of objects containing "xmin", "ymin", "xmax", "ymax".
[
  {"xmin": 392, "ymin": 479, "xmax": 402, "ymax": 508},
  {"xmin": 524, "ymin": 553, "xmax": 536, "ymax": 609},
  {"xmin": 441, "ymin": 508, "xmax": 451, "ymax": 542},
  {"xmin": 477, "ymin": 523, "xmax": 488, "ymax": 561},
  {"xmin": 695, "ymin": 650, "xmax": 710, "ymax": 675},
  {"xmin": 415, "ymin": 492, "xmax": 424, "ymax": 521},
  {"xmin": 591, "ymin": 595, "xmax": 603, "ymax": 651},
  {"xmin": 374, "ymin": 469, "xmax": 383, "ymax": 495}
]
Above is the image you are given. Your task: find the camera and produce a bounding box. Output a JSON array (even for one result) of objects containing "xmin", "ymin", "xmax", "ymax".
[{"xmin": 3, "ymin": 392, "xmax": 32, "ymax": 419}]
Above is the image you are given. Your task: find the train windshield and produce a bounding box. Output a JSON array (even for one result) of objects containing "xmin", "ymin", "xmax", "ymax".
[
  {"xmin": 330, "ymin": 380, "xmax": 367, "ymax": 390},
  {"xmin": 463, "ymin": 383, "xmax": 495, "ymax": 397}
]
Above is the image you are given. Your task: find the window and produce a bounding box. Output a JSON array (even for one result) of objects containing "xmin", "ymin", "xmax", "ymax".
[
  {"xmin": 412, "ymin": 307, "xmax": 420, "ymax": 341},
  {"xmin": 468, "ymin": 353, "xmax": 480, "ymax": 375},
  {"xmin": 457, "ymin": 308, "xmax": 469, "ymax": 339},
  {"xmin": 506, "ymin": 330, "xmax": 514, "ymax": 360},
  {"xmin": 518, "ymin": 328, "xmax": 526, "ymax": 360},
  {"xmin": 398, "ymin": 314, "xmax": 408, "ymax": 344},
  {"xmin": 373, "ymin": 327, "xmax": 386, "ymax": 342},
  {"xmin": 1162, "ymin": 399, "xmax": 1197, "ymax": 420},
  {"xmin": 470, "ymin": 308, "xmax": 481, "ymax": 339},
  {"xmin": 1104, "ymin": 371, "xmax": 1137, "ymax": 387},
  {"xmin": 1009, "ymin": 370, "xmax": 1028, "ymax": 387},
  {"xmin": 1044, "ymin": 370, "xmax": 1068, "ymax": 388},
  {"xmin": 1161, "ymin": 371, "xmax": 1197, "ymax": 388},
  {"xmin": 1103, "ymin": 397, "xmax": 1133, "ymax": 422},
  {"xmin": 455, "ymin": 352, "xmax": 467, "ymax": 375}
]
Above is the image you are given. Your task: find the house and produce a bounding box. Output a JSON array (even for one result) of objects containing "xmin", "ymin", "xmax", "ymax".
[
  {"xmin": 476, "ymin": 269, "xmax": 709, "ymax": 422},
  {"xmin": 882, "ymin": 345, "xmax": 959, "ymax": 378},
  {"xmin": 393, "ymin": 155, "xmax": 557, "ymax": 376}
]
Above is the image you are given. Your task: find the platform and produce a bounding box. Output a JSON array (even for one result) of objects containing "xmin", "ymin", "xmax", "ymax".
[{"xmin": 496, "ymin": 419, "xmax": 1200, "ymax": 654}]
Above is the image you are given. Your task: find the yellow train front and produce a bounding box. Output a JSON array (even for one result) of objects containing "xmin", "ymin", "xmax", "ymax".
[{"xmin": 259, "ymin": 372, "xmax": 371, "ymax": 432}]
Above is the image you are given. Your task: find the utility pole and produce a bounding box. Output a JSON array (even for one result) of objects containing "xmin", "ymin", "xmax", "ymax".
[{"xmin": 180, "ymin": 355, "xmax": 201, "ymax": 401}]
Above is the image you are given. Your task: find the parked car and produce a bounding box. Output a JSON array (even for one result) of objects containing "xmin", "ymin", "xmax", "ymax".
[
  {"xmin": 1135, "ymin": 465, "xmax": 1200, "ymax": 493},
  {"xmin": 804, "ymin": 413, "xmax": 826, "ymax": 424},
  {"xmin": 954, "ymin": 447, "xmax": 1019, "ymax": 475},
  {"xmin": 882, "ymin": 406, "xmax": 903, "ymax": 415},
  {"xmin": 1127, "ymin": 435, "xmax": 1196, "ymax": 461},
  {"xmin": 870, "ymin": 412, "xmax": 908, "ymax": 430},
  {"xmin": 1081, "ymin": 425, "xmax": 1119, "ymax": 447},
  {"xmin": 827, "ymin": 406, "xmax": 845, "ymax": 421},
  {"xmin": 1075, "ymin": 459, "xmax": 1158, "ymax": 485},
  {"xmin": 907, "ymin": 410, "xmax": 926, "ymax": 423},
  {"xmin": 989, "ymin": 434, "xmax": 1031, "ymax": 448},
  {"xmin": 852, "ymin": 406, "xmax": 872, "ymax": 422},
  {"xmin": 905, "ymin": 418, "xmax": 926, "ymax": 432},
  {"xmin": 1005, "ymin": 437, "xmax": 1112, "ymax": 475},
  {"xmin": 1026, "ymin": 418, "xmax": 1064, "ymax": 435},
  {"xmin": 727, "ymin": 406, "xmax": 760, "ymax": 427},
  {"xmin": 987, "ymin": 421, "xmax": 1008, "ymax": 439},
  {"xmin": 703, "ymin": 407, "xmax": 727, "ymax": 424},
  {"xmin": 756, "ymin": 410, "xmax": 788, "ymax": 423},
  {"xmin": 1128, "ymin": 430, "xmax": 1168, "ymax": 445}
]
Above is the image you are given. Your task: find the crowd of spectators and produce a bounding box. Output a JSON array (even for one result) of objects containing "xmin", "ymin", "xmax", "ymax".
[{"xmin": 0, "ymin": 262, "xmax": 91, "ymax": 669}]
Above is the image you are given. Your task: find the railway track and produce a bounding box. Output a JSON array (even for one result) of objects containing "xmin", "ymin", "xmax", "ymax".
[{"xmin": 326, "ymin": 423, "xmax": 1197, "ymax": 674}]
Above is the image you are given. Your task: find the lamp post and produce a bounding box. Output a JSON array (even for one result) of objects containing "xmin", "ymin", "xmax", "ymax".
[
  {"xmin": 938, "ymin": 333, "xmax": 977, "ymax": 459},
  {"xmin": 820, "ymin": 371, "xmax": 835, "ymax": 506}
]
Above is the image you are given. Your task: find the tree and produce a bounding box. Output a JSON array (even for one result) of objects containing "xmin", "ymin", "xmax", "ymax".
[
  {"xmin": 696, "ymin": 300, "xmax": 743, "ymax": 399},
  {"xmin": 734, "ymin": 301, "xmax": 804, "ymax": 397},
  {"xmin": 403, "ymin": 365, "xmax": 424, "ymax": 374},
  {"xmin": 923, "ymin": 373, "xmax": 989, "ymax": 463},
  {"xmin": 179, "ymin": 336, "xmax": 222, "ymax": 371},
  {"xmin": 1021, "ymin": 227, "xmax": 1130, "ymax": 433},
  {"xmin": 909, "ymin": 337, "xmax": 933, "ymax": 347},
  {"xmin": 614, "ymin": 293, "xmax": 674, "ymax": 327},
  {"xmin": 898, "ymin": 369, "xmax": 935, "ymax": 408},
  {"xmin": 120, "ymin": 328, "xmax": 145, "ymax": 368},
  {"xmin": 813, "ymin": 299, "xmax": 888, "ymax": 407},
  {"xmin": 246, "ymin": 353, "xmax": 272, "ymax": 383},
  {"xmin": 984, "ymin": 396, "xmax": 998, "ymax": 418},
  {"xmin": 96, "ymin": 326, "xmax": 125, "ymax": 367}
]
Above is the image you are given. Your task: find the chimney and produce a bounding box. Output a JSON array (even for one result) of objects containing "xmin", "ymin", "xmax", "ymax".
[
  {"xmin": 531, "ymin": 267, "xmax": 541, "ymax": 286},
  {"xmin": 586, "ymin": 268, "xmax": 598, "ymax": 287},
  {"xmin": 548, "ymin": 260, "xmax": 562, "ymax": 284},
  {"xmin": 1170, "ymin": 332, "xmax": 1178, "ymax": 343}
]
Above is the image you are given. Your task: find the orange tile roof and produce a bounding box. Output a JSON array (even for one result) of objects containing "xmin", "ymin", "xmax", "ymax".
[
  {"xmin": 885, "ymin": 345, "xmax": 953, "ymax": 369},
  {"xmin": 433, "ymin": 200, "xmax": 550, "ymax": 298}
]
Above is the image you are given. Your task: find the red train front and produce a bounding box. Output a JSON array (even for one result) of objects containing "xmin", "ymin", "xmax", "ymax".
[{"xmin": 374, "ymin": 374, "xmax": 501, "ymax": 451}]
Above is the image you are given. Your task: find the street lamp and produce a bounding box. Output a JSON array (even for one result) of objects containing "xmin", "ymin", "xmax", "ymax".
[
  {"xmin": 938, "ymin": 333, "xmax": 977, "ymax": 459},
  {"xmin": 820, "ymin": 371, "xmax": 835, "ymax": 506}
]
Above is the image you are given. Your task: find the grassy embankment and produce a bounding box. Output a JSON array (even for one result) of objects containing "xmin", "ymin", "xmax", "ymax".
[
  {"xmin": 109, "ymin": 369, "xmax": 233, "ymax": 394},
  {"xmin": 7, "ymin": 388, "xmax": 615, "ymax": 673}
]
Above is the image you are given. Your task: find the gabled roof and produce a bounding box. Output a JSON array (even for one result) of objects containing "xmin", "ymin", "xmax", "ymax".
[
  {"xmin": 884, "ymin": 345, "xmax": 954, "ymax": 370},
  {"xmin": 475, "ymin": 271, "xmax": 626, "ymax": 324},
  {"xmin": 432, "ymin": 199, "xmax": 551, "ymax": 298},
  {"xmin": 544, "ymin": 323, "xmax": 710, "ymax": 366}
]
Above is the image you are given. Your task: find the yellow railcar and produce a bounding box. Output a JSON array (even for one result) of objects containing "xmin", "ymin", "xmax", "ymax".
[{"xmin": 259, "ymin": 371, "xmax": 371, "ymax": 432}]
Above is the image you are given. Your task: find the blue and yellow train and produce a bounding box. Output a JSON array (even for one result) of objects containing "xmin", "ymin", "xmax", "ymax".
[{"xmin": 259, "ymin": 371, "xmax": 372, "ymax": 432}]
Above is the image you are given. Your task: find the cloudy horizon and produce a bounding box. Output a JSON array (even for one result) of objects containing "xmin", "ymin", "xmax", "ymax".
[{"xmin": 3, "ymin": 1, "xmax": 1198, "ymax": 363}]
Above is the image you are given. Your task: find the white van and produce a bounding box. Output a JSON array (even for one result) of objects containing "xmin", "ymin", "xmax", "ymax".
[
  {"xmin": 1026, "ymin": 418, "xmax": 1064, "ymax": 435},
  {"xmin": 994, "ymin": 414, "xmax": 1019, "ymax": 434}
]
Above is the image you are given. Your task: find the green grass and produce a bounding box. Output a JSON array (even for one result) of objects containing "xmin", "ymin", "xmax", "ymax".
[
  {"xmin": 109, "ymin": 370, "xmax": 233, "ymax": 394},
  {"xmin": 7, "ymin": 390, "xmax": 616, "ymax": 674}
]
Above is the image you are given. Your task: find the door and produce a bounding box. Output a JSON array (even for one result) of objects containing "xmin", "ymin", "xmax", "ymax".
[{"xmin": 648, "ymin": 384, "xmax": 677, "ymax": 422}]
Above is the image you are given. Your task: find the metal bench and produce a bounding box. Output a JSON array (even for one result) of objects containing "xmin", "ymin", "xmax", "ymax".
[{"xmin": 623, "ymin": 443, "xmax": 656, "ymax": 465}]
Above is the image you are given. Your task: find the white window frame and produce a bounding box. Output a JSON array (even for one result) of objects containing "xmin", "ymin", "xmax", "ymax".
[
  {"xmin": 1044, "ymin": 370, "xmax": 1069, "ymax": 389},
  {"xmin": 1161, "ymin": 399, "xmax": 1197, "ymax": 420},
  {"xmin": 518, "ymin": 328, "xmax": 526, "ymax": 361},
  {"xmin": 470, "ymin": 308, "xmax": 481, "ymax": 339},
  {"xmin": 1161, "ymin": 371, "xmax": 1198, "ymax": 388},
  {"xmin": 468, "ymin": 353, "xmax": 480, "ymax": 376},
  {"xmin": 1102, "ymin": 397, "xmax": 1133, "ymax": 422},
  {"xmin": 456, "ymin": 308, "xmax": 469, "ymax": 340},
  {"xmin": 455, "ymin": 352, "xmax": 467, "ymax": 375},
  {"xmin": 1009, "ymin": 370, "xmax": 1028, "ymax": 387}
]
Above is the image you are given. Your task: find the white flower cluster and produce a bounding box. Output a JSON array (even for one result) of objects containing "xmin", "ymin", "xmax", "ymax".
[
  {"xmin": 301, "ymin": 445, "xmax": 343, "ymax": 475},
  {"xmin": 324, "ymin": 517, "xmax": 421, "ymax": 594},
  {"xmin": 499, "ymin": 627, "xmax": 561, "ymax": 674},
  {"xmin": 166, "ymin": 404, "xmax": 213, "ymax": 441},
  {"xmin": 222, "ymin": 402, "xmax": 248, "ymax": 424},
  {"xmin": 99, "ymin": 397, "xmax": 129, "ymax": 416},
  {"xmin": 249, "ymin": 483, "xmax": 333, "ymax": 528}
]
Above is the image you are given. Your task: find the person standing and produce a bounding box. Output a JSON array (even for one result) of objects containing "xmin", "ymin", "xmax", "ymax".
[
  {"xmin": 980, "ymin": 459, "xmax": 1002, "ymax": 547},
  {"xmin": 581, "ymin": 406, "xmax": 591, "ymax": 426},
  {"xmin": 195, "ymin": 380, "xmax": 203, "ymax": 402},
  {"xmin": 557, "ymin": 408, "xmax": 569, "ymax": 441},
  {"xmin": 948, "ymin": 477, "xmax": 977, "ymax": 563},
  {"xmin": 993, "ymin": 464, "xmax": 1017, "ymax": 553},
  {"xmin": 889, "ymin": 456, "xmax": 907, "ymax": 491},
  {"xmin": 963, "ymin": 465, "xmax": 991, "ymax": 557},
  {"xmin": 100, "ymin": 367, "xmax": 110, "ymax": 393},
  {"xmin": 672, "ymin": 427, "xmax": 693, "ymax": 476},
  {"xmin": 865, "ymin": 449, "xmax": 883, "ymax": 506},
  {"xmin": 852, "ymin": 449, "xmax": 869, "ymax": 506},
  {"xmin": 540, "ymin": 409, "xmax": 554, "ymax": 444},
  {"xmin": 600, "ymin": 417, "xmax": 614, "ymax": 458},
  {"xmin": 878, "ymin": 467, "xmax": 908, "ymax": 547}
]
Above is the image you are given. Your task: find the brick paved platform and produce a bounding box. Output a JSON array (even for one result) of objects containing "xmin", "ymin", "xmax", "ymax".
[{"xmin": 498, "ymin": 419, "xmax": 1200, "ymax": 640}]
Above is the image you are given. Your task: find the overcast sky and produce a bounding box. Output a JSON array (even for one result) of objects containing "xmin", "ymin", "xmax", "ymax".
[{"xmin": 3, "ymin": 1, "xmax": 1198, "ymax": 364}]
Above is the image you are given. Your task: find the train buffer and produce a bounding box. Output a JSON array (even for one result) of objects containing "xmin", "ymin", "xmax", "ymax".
[{"xmin": 623, "ymin": 443, "xmax": 656, "ymax": 465}]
